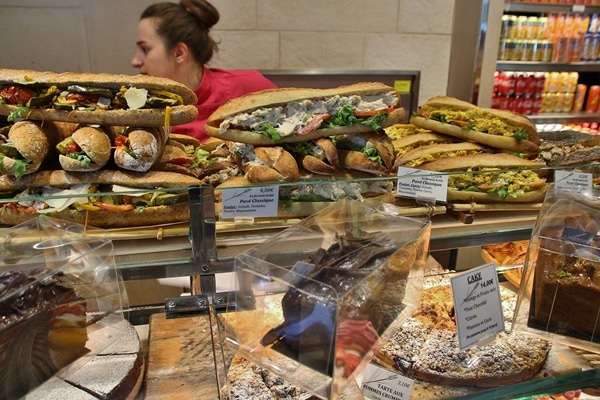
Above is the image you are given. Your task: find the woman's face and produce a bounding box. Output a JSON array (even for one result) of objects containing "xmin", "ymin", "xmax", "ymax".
[{"xmin": 131, "ymin": 18, "xmax": 178, "ymax": 79}]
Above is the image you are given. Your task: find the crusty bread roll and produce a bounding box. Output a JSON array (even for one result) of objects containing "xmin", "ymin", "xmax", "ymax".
[
  {"xmin": 0, "ymin": 120, "xmax": 59, "ymax": 178},
  {"xmin": 244, "ymin": 146, "xmax": 299, "ymax": 183},
  {"xmin": 58, "ymin": 126, "xmax": 112, "ymax": 171},
  {"xmin": 113, "ymin": 127, "xmax": 167, "ymax": 172},
  {"xmin": 338, "ymin": 150, "xmax": 388, "ymax": 175},
  {"xmin": 286, "ymin": 137, "xmax": 339, "ymax": 175}
]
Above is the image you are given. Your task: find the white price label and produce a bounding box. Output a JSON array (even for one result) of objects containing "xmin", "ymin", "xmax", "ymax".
[
  {"xmin": 362, "ymin": 363, "xmax": 414, "ymax": 400},
  {"xmin": 396, "ymin": 167, "xmax": 448, "ymax": 203},
  {"xmin": 450, "ymin": 263, "xmax": 505, "ymax": 350},
  {"xmin": 554, "ymin": 170, "xmax": 592, "ymax": 193},
  {"xmin": 220, "ymin": 186, "xmax": 279, "ymax": 219}
]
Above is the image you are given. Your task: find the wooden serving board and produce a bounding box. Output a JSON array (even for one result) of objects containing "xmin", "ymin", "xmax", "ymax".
[{"xmin": 144, "ymin": 312, "xmax": 231, "ymax": 400}]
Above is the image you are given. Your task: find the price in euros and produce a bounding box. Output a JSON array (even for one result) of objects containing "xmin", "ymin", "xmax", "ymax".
[{"xmin": 260, "ymin": 187, "xmax": 275, "ymax": 193}]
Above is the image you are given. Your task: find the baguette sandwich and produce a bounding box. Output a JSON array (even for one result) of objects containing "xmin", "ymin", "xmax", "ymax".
[
  {"xmin": 205, "ymin": 82, "xmax": 405, "ymax": 146},
  {"xmin": 0, "ymin": 120, "xmax": 60, "ymax": 179},
  {"xmin": 410, "ymin": 96, "xmax": 541, "ymax": 154},
  {"xmin": 393, "ymin": 141, "xmax": 491, "ymax": 170},
  {"xmin": 0, "ymin": 170, "xmax": 202, "ymax": 228},
  {"xmin": 392, "ymin": 131, "xmax": 459, "ymax": 159},
  {"xmin": 418, "ymin": 153, "xmax": 548, "ymax": 203},
  {"xmin": 0, "ymin": 68, "xmax": 198, "ymax": 127}
]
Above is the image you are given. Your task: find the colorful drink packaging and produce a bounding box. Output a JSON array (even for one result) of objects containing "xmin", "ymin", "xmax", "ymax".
[
  {"xmin": 573, "ymin": 84, "xmax": 587, "ymax": 112},
  {"xmin": 585, "ymin": 85, "xmax": 600, "ymax": 112}
]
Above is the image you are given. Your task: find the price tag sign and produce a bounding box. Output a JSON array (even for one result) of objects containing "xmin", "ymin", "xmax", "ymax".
[
  {"xmin": 220, "ymin": 186, "xmax": 279, "ymax": 219},
  {"xmin": 362, "ymin": 363, "xmax": 414, "ymax": 400},
  {"xmin": 554, "ymin": 170, "xmax": 592, "ymax": 193},
  {"xmin": 450, "ymin": 263, "xmax": 505, "ymax": 350},
  {"xmin": 396, "ymin": 167, "xmax": 448, "ymax": 203},
  {"xmin": 394, "ymin": 80, "xmax": 412, "ymax": 93}
]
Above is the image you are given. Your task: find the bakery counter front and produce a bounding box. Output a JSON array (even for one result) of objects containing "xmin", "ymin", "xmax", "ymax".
[{"xmin": 139, "ymin": 196, "xmax": 600, "ymax": 400}]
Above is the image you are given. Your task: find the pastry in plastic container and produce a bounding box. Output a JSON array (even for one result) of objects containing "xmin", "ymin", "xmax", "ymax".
[{"xmin": 222, "ymin": 198, "xmax": 431, "ymax": 399}]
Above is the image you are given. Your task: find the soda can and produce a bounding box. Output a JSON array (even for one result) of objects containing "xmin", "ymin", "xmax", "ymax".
[
  {"xmin": 539, "ymin": 39, "xmax": 553, "ymax": 62},
  {"xmin": 513, "ymin": 39, "xmax": 525, "ymax": 61},
  {"xmin": 501, "ymin": 15, "xmax": 516, "ymax": 39},
  {"xmin": 516, "ymin": 15, "xmax": 529, "ymax": 38},
  {"xmin": 574, "ymin": 84, "xmax": 587, "ymax": 111},
  {"xmin": 498, "ymin": 39, "xmax": 510, "ymax": 60},
  {"xmin": 585, "ymin": 85, "xmax": 600, "ymax": 112},
  {"xmin": 525, "ymin": 39, "xmax": 537, "ymax": 60},
  {"xmin": 526, "ymin": 16, "xmax": 539, "ymax": 39}
]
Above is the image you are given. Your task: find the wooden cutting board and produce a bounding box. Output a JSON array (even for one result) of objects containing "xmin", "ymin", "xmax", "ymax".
[{"xmin": 144, "ymin": 312, "xmax": 231, "ymax": 399}]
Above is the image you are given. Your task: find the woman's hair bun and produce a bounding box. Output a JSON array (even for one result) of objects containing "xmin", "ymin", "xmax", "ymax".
[{"xmin": 181, "ymin": 0, "xmax": 220, "ymax": 29}]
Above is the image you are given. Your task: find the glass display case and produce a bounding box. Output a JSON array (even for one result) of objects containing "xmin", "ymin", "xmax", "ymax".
[{"xmin": 1, "ymin": 164, "xmax": 599, "ymax": 399}]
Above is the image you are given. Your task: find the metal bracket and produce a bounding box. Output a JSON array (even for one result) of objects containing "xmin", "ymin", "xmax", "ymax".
[{"xmin": 164, "ymin": 185, "xmax": 254, "ymax": 318}]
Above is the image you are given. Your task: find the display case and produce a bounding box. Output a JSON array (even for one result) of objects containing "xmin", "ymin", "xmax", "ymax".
[{"xmin": 1, "ymin": 164, "xmax": 599, "ymax": 399}]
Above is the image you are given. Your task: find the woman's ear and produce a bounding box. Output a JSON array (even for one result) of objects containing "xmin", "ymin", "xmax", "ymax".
[{"xmin": 173, "ymin": 42, "xmax": 189, "ymax": 64}]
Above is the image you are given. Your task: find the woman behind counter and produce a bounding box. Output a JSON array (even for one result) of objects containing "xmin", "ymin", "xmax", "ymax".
[{"xmin": 131, "ymin": 0, "xmax": 277, "ymax": 143}]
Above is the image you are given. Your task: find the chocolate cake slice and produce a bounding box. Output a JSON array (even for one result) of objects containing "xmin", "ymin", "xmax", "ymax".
[{"xmin": 0, "ymin": 268, "xmax": 88, "ymax": 400}]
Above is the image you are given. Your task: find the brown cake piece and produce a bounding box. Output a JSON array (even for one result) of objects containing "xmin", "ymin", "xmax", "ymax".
[
  {"xmin": 25, "ymin": 321, "xmax": 144, "ymax": 400},
  {"xmin": 0, "ymin": 268, "xmax": 89, "ymax": 400},
  {"xmin": 530, "ymin": 228, "xmax": 600, "ymax": 342}
]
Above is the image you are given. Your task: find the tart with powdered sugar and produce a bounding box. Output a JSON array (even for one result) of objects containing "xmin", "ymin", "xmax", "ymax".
[{"xmin": 375, "ymin": 271, "xmax": 551, "ymax": 388}]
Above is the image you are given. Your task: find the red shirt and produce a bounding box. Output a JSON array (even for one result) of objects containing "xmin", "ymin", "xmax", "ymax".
[{"xmin": 171, "ymin": 68, "xmax": 277, "ymax": 143}]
